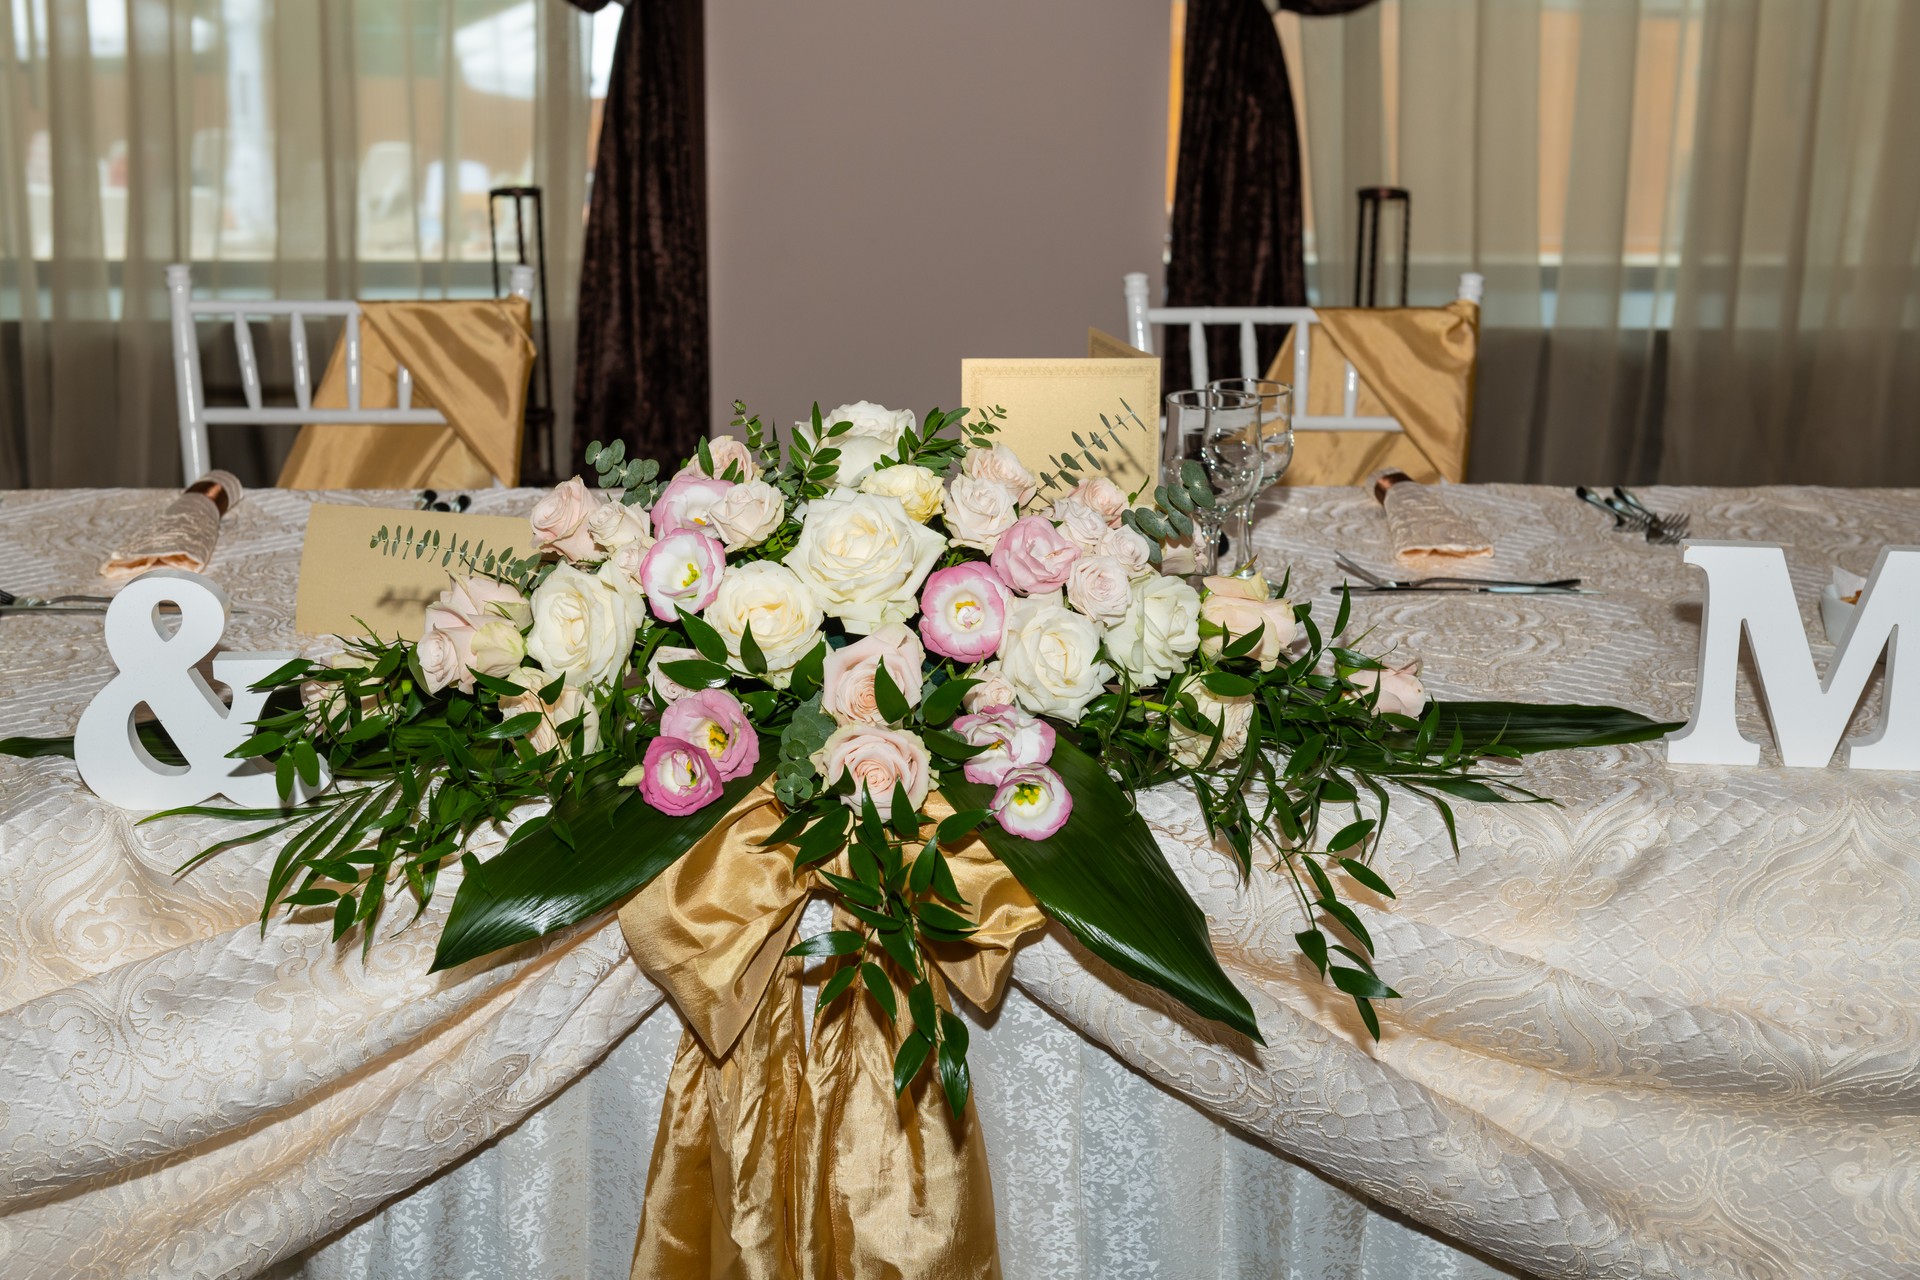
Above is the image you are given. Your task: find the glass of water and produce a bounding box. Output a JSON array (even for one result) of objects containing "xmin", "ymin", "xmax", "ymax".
[
  {"xmin": 1208, "ymin": 378, "xmax": 1293, "ymax": 571},
  {"xmin": 1164, "ymin": 387, "xmax": 1263, "ymax": 576}
]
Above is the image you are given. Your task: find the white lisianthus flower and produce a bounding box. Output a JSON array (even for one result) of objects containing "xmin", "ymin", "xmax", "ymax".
[
  {"xmin": 709, "ymin": 479, "xmax": 785, "ymax": 551},
  {"xmin": 526, "ymin": 563, "xmax": 637, "ymax": 689},
  {"xmin": 996, "ymin": 594, "xmax": 1114, "ymax": 723},
  {"xmin": 1106, "ymin": 575, "xmax": 1202, "ymax": 685},
  {"xmin": 1168, "ymin": 685, "xmax": 1254, "ymax": 769},
  {"xmin": 705, "ymin": 560, "xmax": 825, "ymax": 687},
  {"xmin": 797, "ymin": 401, "xmax": 916, "ymax": 488},
  {"xmin": 785, "ymin": 490, "xmax": 945, "ymax": 633},
  {"xmin": 859, "ymin": 463, "xmax": 945, "ymax": 523}
]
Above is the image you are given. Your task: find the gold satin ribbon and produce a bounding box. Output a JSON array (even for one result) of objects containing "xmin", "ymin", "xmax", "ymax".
[
  {"xmin": 276, "ymin": 297, "xmax": 535, "ymax": 489},
  {"xmin": 1268, "ymin": 299, "xmax": 1479, "ymax": 487},
  {"xmin": 618, "ymin": 784, "xmax": 1044, "ymax": 1280}
]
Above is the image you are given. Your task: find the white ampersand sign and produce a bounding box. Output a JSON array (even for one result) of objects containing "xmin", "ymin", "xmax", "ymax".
[{"xmin": 75, "ymin": 569, "xmax": 329, "ymax": 809}]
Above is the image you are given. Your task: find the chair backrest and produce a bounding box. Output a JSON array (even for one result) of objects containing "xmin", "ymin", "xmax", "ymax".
[
  {"xmin": 1123, "ymin": 271, "xmax": 1485, "ymax": 435},
  {"xmin": 166, "ymin": 262, "xmax": 534, "ymax": 485}
]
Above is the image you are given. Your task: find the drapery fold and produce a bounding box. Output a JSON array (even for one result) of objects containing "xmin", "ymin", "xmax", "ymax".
[{"xmin": 566, "ymin": 0, "xmax": 711, "ymax": 471}]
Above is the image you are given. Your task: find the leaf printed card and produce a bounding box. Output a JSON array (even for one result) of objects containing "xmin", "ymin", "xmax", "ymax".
[
  {"xmin": 295, "ymin": 503, "xmax": 530, "ymax": 640},
  {"xmin": 960, "ymin": 357, "xmax": 1161, "ymax": 498}
]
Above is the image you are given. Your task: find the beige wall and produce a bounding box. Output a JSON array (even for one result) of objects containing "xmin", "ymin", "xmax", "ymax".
[{"xmin": 705, "ymin": 0, "xmax": 1171, "ymax": 433}]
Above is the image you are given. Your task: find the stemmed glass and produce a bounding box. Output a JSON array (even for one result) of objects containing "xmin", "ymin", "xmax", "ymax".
[
  {"xmin": 1163, "ymin": 387, "xmax": 1263, "ymax": 577},
  {"xmin": 1207, "ymin": 378, "xmax": 1293, "ymax": 574}
]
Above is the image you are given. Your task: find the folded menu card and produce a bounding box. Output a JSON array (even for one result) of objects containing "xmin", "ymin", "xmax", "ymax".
[
  {"xmin": 960, "ymin": 356, "xmax": 1161, "ymax": 498},
  {"xmin": 295, "ymin": 503, "xmax": 530, "ymax": 641}
]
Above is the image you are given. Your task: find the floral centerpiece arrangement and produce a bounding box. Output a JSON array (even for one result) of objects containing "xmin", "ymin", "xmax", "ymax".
[{"xmin": 31, "ymin": 399, "xmax": 1672, "ymax": 1270}]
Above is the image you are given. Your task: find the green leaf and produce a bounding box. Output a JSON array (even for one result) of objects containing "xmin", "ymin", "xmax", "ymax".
[
  {"xmin": 920, "ymin": 677, "xmax": 980, "ymax": 727},
  {"xmin": 872, "ymin": 661, "xmax": 912, "ymax": 725},
  {"xmin": 1218, "ymin": 623, "xmax": 1265, "ymax": 661},
  {"xmin": 1338, "ymin": 857, "xmax": 1397, "ymax": 899},
  {"xmin": 1201, "ymin": 671, "xmax": 1256, "ymax": 698},
  {"xmin": 430, "ymin": 740, "xmax": 778, "ymax": 971},
  {"xmin": 660, "ymin": 659, "xmax": 731, "ymax": 690},
  {"xmin": 1330, "ymin": 965, "xmax": 1399, "ymax": 1000},
  {"xmin": 940, "ymin": 735, "xmax": 1260, "ymax": 1042},
  {"xmin": 1327, "ymin": 818, "xmax": 1375, "ymax": 853},
  {"xmin": 676, "ymin": 607, "xmax": 730, "ymax": 665},
  {"xmin": 913, "ymin": 901, "xmax": 976, "ymax": 937},
  {"xmin": 860, "ymin": 961, "xmax": 898, "ymax": 1020},
  {"xmin": 1295, "ymin": 928, "xmax": 1330, "ymax": 976},
  {"xmin": 817, "ymin": 963, "xmax": 859, "ymax": 1012},
  {"xmin": 739, "ymin": 620, "xmax": 768, "ymax": 675},
  {"xmin": 936, "ymin": 1009, "xmax": 971, "ymax": 1117},
  {"xmin": 788, "ymin": 642, "xmax": 827, "ymax": 699},
  {"xmin": 935, "ymin": 807, "xmax": 991, "ymax": 844},
  {"xmin": 890, "ymin": 780, "xmax": 919, "ymax": 839},
  {"xmin": 892, "ymin": 1030, "xmax": 932, "ymax": 1095},
  {"xmin": 1419, "ymin": 701, "xmax": 1683, "ymax": 754},
  {"xmin": 230, "ymin": 731, "xmax": 285, "ymax": 759},
  {"xmin": 908, "ymin": 980, "xmax": 938, "ymax": 1034},
  {"xmin": 787, "ymin": 929, "xmax": 867, "ymax": 959}
]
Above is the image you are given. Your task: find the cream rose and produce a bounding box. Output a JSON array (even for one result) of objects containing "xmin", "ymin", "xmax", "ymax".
[
  {"xmin": 960, "ymin": 662, "xmax": 1019, "ymax": 713},
  {"xmin": 785, "ymin": 490, "xmax": 945, "ymax": 633},
  {"xmin": 860, "ymin": 463, "xmax": 945, "ymax": 523},
  {"xmin": 822, "ymin": 623, "xmax": 926, "ymax": 726},
  {"xmin": 961, "ymin": 444, "xmax": 1038, "ymax": 508},
  {"xmin": 499, "ymin": 666, "xmax": 602, "ymax": 758},
  {"xmin": 997, "ymin": 595, "xmax": 1114, "ymax": 723},
  {"xmin": 1199, "ymin": 574, "xmax": 1298, "ymax": 671},
  {"xmin": 941, "ymin": 474, "xmax": 1020, "ymax": 553},
  {"xmin": 529, "ymin": 475, "xmax": 604, "ymax": 563},
  {"xmin": 647, "ymin": 645, "xmax": 704, "ymax": 705},
  {"xmin": 1349, "ymin": 660, "xmax": 1428, "ymax": 718},
  {"xmin": 1101, "ymin": 525, "xmax": 1156, "ymax": 578},
  {"xmin": 1168, "ymin": 685, "xmax": 1254, "ymax": 768},
  {"xmin": 799, "ymin": 401, "xmax": 916, "ymax": 487},
  {"xmin": 1106, "ymin": 575, "xmax": 1201, "ymax": 685},
  {"xmin": 1050, "ymin": 498, "xmax": 1113, "ymax": 556},
  {"xmin": 813, "ymin": 724, "xmax": 932, "ymax": 820},
  {"xmin": 1064, "ymin": 554, "xmax": 1134, "ymax": 625},
  {"xmin": 587, "ymin": 500, "xmax": 653, "ymax": 554},
  {"xmin": 705, "ymin": 560, "xmax": 825, "ymax": 687},
  {"xmin": 697, "ymin": 435, "xmax": 760, "ymax": 481},
  {"xmin": 709, "ymin": 479, "xmax": 785, "ymax": 551},
  {"xmin": 1059, "ymin": 475, "xmax": 1128, "ymax": 526},
  {"xmin": 469, "ymin": 618, "xmax": 527, "ymax": 677},
  {"xmin": 526, "ymin": 563, "xmax": 636, "ymax": 688},
  {"xmin": 417, "ymin": 623, "xmax": 474, "ymax": 695}
]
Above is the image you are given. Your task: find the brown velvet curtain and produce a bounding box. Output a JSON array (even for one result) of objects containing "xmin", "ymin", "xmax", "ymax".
[
  {"xmin": 1164, "ymin": 0, "xmax": 1375, "ymax": 394},
  {"xmin": 564, "ymin": 0, "xmax": 709, "ymax": 469}
]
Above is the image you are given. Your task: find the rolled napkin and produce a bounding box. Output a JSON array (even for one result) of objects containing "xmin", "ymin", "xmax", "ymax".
[
  {"xmin": 100, "ymin": 471, "xmax": 244, "ymax": 581},
  {"xmin": 1372, "ymin": 470, "xmax": 1493, "ymax": 569}
]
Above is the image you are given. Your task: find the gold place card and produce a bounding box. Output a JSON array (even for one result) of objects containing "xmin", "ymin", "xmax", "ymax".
[
  {"xmin": 960, "ymin": 354, "xmax": 1161, "ymax": 497},
  {"xmin": 294, "ymin": 502, "xmax": 531, "ymax": 641}
]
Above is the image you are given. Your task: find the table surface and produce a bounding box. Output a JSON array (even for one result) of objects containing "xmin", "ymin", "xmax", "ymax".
[{"xmin": 3, "ymin": 484, "xmax": 1918, "ymax": 1280}]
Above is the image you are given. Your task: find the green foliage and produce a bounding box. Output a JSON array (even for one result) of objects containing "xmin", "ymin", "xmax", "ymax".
[
  {"xmin": 1033, "ymin": 398, "xmax": 1154, "ymax": 497},
  {"xmin": 368, "ymin": 524, "xmax": 542, "ymax": 591},
  {"xmin": 585, "ymin": 438, "xmax": 665, "ymax": 508}
]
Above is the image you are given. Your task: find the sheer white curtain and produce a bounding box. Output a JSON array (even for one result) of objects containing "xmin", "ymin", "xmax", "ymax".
[
  {"xmin": 1282, "ymin": 0, "xmax": 1920, "ymax": 486},
  {"xmin": 0, "ymin": 0, "xmax": 596, "ymax": 489}
]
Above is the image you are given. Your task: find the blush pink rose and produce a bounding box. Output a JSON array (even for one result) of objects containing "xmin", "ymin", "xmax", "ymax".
[
  {"xmin": 815, "ymin": 724, "xmax": 932, "ymax": 820},
  {"xmin": 952, "ymin": 704, "xmax": 1055, "ymax": 785},
  {"xmin": 1059, "ymin": 475, "xmax": 1128, "ymax": 526},
  {"xmin": 1349, "ymin": 660, "xmax": 1428, "ymax": 718},
  {"xmin": 918, "ymin": 562, "xmax": 1010, "ymax": 662},
  {"xmin": 1064, "ymin": 554, "xmax": 1133, "ymax": 625},
  {"xmin": 639, "ymin": 529, "xmax": 726, "ymax": 622},
  {"xmin": 990, "ymin": 515, "xmax": 1080, "ymax": 594},
  {"xmin": 627, "ymin": 736, "xmax": 725, "ymax": 815},
  {"xmin": 417, "ymin": 620, "xmax": 477, "ymax": 694},
  {"xmin": 960, "ymin": 444, "xmax": 1038, "ymax": 508},
  {"xmin": 1049, "ymin": 499, "xmax": 1113, "ymax": 556},
  {"xmin": 651, "ymin": 470, "xmax": 734, "ymax": 536},
  {"xmin": 960, "ymin": 663, "xmax": 1019, "ymax": 713},
  {"xmin": 821, "ymin": 623, "xmax": 926, "ymax": 726},
  {"xmin": 695, "ymin": 435, "xmax": 759, "ymax": 481},
  {"xmin": 647, "ymin": 645, "xmax": 703, "ymax": 705},
  {"xmin": 660, "ymin": 688, "xmax": 760, "ymax": 780},
  {"xmin": 530, "ymin": 475, "xmax": 605, "ymax": 563},
  {"xmin": 1199, "ymin": 575, "xmax": 1298, "ymax": 671},
  {"xmin": 992, "ymin": 764, "xmax": 1072, "ymax": 839}
]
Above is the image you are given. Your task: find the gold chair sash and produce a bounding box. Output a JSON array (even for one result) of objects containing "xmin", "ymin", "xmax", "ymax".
[
  {"xmin": 618, "ymin": 784, "xmax": 1045, "ymax": 1280},
  {"xmin": 1268, "ymin": 299, "xmax": 1479, "ymax": 486},
  {"xmin": 276, "ymin": 297, "xmax": 534, "ymax": 489}
]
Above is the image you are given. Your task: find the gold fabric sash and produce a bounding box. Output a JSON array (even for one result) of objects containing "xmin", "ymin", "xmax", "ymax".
[
  {"xmin": 1268, "ymin": 299, "xmax": 1479, "ymax": 486},
  {"xmin": 276, "ymin": 297, "xmax": 534, "ymax": 489},
  {"xmin": 618, "ymin": 784, "xmax": 1045, "ymax": 1280}
]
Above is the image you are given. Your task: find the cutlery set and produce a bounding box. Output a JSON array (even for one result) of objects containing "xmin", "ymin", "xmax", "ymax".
[{"xmin": 1576, "ymin": 486, "xmax": 1689, "ymax": 545}]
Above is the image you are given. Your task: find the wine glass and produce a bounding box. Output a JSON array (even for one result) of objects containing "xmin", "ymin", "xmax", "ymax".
[
  {"xmin": 1163, "ymin": 388, "xmax": 1262, "ymax": 576},
  {"xmin": 1208, "ymin": 378, "xmax": 1293, "ymax": 573}
]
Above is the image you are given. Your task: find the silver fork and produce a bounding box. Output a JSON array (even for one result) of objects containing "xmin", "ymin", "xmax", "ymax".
[
  {"xmin": 1611, "ymin": 488, "xmax": 1690, "ymax": 545},
  {"xmin": 1334, "ymin": 554, "xmax": 1584, "ymax": 591}
]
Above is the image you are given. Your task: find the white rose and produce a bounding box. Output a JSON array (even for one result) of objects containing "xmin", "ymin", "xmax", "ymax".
[
  {"xmin": 941, "ymin": 474, "xmax": 1020, "ymax": 553},
  {"xmin": 705, "ymin": 560, "xmax": 825, "ymax": 687},
  {"xmin": 526, "ymin": 563, "xmax": 636, "ymax": 688},
  {"xmin": 785, "ymin": 490, "xmax": 945, "ymax": 634},
  {"xmin": 1101, "ymin": 525, "xmax": 1156, "ymax": 578},
  {"xmin": 1106, "ymin": 575, "xmax": 1201, "ymax": 685},
  {"xmin": 997, "ymin": 595, "xmax": 1114, "ymax": 723},
  {"xmin": 1168, "ymin": 685, "xmax": 1254, "ymax": 768},
  {"xmin": 961, "ymin": 444, "xmax": 1038, "ymax": 508},
  {"xmin": 799, "ymin": 401, "xmax": 916, "ymax": 487},
  {"xmin": 710, "ymin": 479, "xmax": 785, "ymax": 551},
  {"xmin": 1050, "ymin": 498, "xmax": 1113, "ymax": 556},
  {"xmin": 587, "ymin": 500, "xmax": 653, "ymax": 554},
  {"xmin": 859, "ymin": 463, "xmax": 945, "ymax": 523},
  {"xmin": 500, "ymin": 667, "xmax": 603, "ymax": 758},
  {"xmin": 468, "ymin": 618, "xmax": 527, "ymax": 677},
  {"xmin": 1064, "ymin": 554, "xmax": 1133, "ymax": 625}
]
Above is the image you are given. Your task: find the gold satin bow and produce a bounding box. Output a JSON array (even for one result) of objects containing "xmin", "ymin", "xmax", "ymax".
[{"xmin": 618, "ymin": 783, "xmax": 1045, "ymax": 1280}]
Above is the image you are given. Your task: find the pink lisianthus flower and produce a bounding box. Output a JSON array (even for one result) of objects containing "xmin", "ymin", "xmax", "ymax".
[
  {"xmin": 917, "ymin": 562, "xmax": 1011, "ymax": 662},
  {"xmin": 990, "ymin": 515, "xmax": 1080, "ymax": 594},
  {"xmin": 992, "ymin": 764, "xmax": 1072, "ymax": 839},
  {"xmin": 952, "ymin": 704, "xmax": 1055, "ymax": 785},
  {"xmin": 651, "ymin": 470, "xmax": 734, "ymax": 536},
  {"xmin": 625, "ymin": 736, "xmax": 724, "ymax": 816},
  {"xmin": 660, "ymin": 688, "xmax": 761, "ymax": 780},
  {"xmin": 639, "ymin": 529, "xmax": 726, "ymax": 622}
]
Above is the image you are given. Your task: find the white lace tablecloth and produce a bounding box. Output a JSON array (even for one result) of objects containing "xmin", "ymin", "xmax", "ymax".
[{"xmin": 2, "ymin": 485, "xmax": 1916, "ymax": 1280}]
